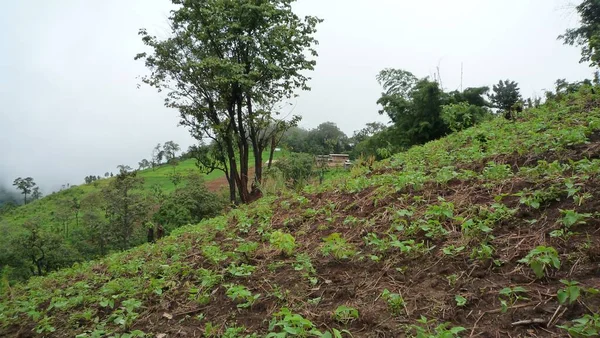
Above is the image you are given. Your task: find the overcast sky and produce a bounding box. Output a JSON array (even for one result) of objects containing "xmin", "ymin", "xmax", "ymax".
[{"xmin": 0, "ymin": 0, "xmax": 592, "ymax": 192}]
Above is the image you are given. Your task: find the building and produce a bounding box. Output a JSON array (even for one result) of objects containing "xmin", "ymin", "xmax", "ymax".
[{"xmin": 316, "ymin": 154, "xmax": 351, "ymax": 168}]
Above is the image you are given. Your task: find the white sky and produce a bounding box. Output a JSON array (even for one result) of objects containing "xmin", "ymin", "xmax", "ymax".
[{"xmin": 0, "ymin": 0, "xmax": 593, "ymax": 191}]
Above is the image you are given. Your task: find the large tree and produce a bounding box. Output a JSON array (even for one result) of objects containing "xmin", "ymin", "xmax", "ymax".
[
  {"xmin": 136, "ymin": 0, "xmax": 321, "ymax": 204},
  {"xmin": 12, "ymin": 177, "xmax": 36, "ymax": 204},
  {"xmin": 560, "ymin": 0, "xmax": 600, "ymax": 67}
]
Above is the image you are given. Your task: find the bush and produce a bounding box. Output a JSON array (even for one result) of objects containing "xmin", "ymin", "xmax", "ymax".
[
  {"xmin": 441, "ymin": 102, "xmax": 491, "ymax": 132},
  {"xmin": 273, "ymin": 153, "xmax": 315, "ymax": 189},
  {"xmin": 153, "ymin": 174, "xmax": 225, "ymax": 232}
]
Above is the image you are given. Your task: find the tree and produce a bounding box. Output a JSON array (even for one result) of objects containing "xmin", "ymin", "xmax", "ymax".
[
  {"xmin": 102, "ymin": 169, "xmax": 148, "ymax": 250},
  {"xmin": 151, "ymin": 143, "xmax": 164, "ymax": 169},
  {"xmin": 116, "ymin": 164, "xmax": 132, "ymax": 172},
  {"xmin": 489, "ymin": 80, "xmax": 522, "ymax": 119},
  {"xmin": 377, "ymin": 70, "xmax": 449, "ymax": 146},
  {"xmin": 351, "ymin": 122, "xmax": 387, "ymax": 145},
  {"xmin": 12, "ymin": 177, "xmax": 36, "ymax": 204},
  {"xmin": 13, "ymin": 221, "xmax": 75, "ymax": 276},
  {"xmin": 136, "ymin": 0, "xmax": 322, "ymax": 204},
  {"xmin": 162, "ymin": 141, "xmax": 180, "ymax": 163},
  {"xmin": 306, "ymin": 122, "xmax": 350, "ymax": 155},
  {"xmin": 31, "ymin": 187, "xmax": 42, "ymax": 201},
  {"xmin": 138, "ymin": 159, "xmax": 151, "ymax": 170},
  {"xmin": 560, "ymin": 0, "xmax": 600, "ymax": 67}
]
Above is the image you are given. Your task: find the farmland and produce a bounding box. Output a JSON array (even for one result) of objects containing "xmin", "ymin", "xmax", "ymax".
[{"xmin": 2, "ymin": 88, "xmax": 600, "ymax": 337}]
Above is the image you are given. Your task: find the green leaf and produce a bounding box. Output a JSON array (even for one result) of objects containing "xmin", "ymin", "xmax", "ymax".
[{"xmin": 557, "ymin": 290, "xmax": 568, "ymax": 304}]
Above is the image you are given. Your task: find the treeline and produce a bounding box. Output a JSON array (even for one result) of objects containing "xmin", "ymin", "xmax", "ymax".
[{"xmin": 0, "ymin": 167, "xmax": 225, "ymax": 282}]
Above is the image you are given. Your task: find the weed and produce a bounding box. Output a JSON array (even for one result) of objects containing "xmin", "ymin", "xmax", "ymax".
[{"xmin": 518, "ymin": 246, "xmax": 561, "ymax": 279}]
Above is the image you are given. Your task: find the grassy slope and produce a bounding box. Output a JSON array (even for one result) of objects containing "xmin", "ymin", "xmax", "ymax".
[
  {"xmin": 0, "ymin": 150, "xmax": 282, "ymax": 238},
  {"xmin": 3, "ymin": 90, "xmax": 600, "ymax": 337}
]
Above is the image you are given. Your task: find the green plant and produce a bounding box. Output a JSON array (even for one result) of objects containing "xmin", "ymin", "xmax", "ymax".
[
  {"xmin": 381, "ymin": 289, "xmax": 405, "ymax": 315},
  {"xmin": 202, "ymin": 245, "xmax": 228, "ymax": 265},
  {"xmin": 470, "ymin": 242, "xmax": 494, "ymax": 261},
  {"xmin": 442, "ymin": 245, "xmax": 465, "ymax": 256},
  {"xmin": 227, "ymin": 263, "xmax": 256, "ymax": 277},
  {"xmin": 293, "ymin": 254, "xmax": 318, "ymax": 285},
  {"xmin": 406, "ymin": 316, "xmax": 466, "ymax": 338},
  {"xmin": 446, "ymin": 274, "xmax": 459, "ymax": 287},
  {"xmin": 333, "ymin": 305, "xmax": 359, "ymax": 324},
  {"xmin": 557, "ymin": 280, "xmax": 581, "ymax": 305},
  {"xmin": 518, "ymin": 246, "xmax": 561, "ymax": 278},
  {"xmin": 560, "ymin": 209, "xmax": 592, "ymax": 227},
  {"xmin": 321, "ymin": 233, "xmax": 356, "ymax": 260},
  {"xmin": 270, "ymin": 231, "xmax": 296, "ymax": 256},
  {"xmin": 266, "ymin": 307, "xmax": 322, "ymax": 337},
  {"xmin": 454, "ymin": 295, "xmax": 467, "ymax": 307},
  {"xmin": 558, "ymin": 313, "xmax": 600, "ymax": 337},
  {"xmin": 224, "ymin": 284, "xmax": 260, "ymax": 308},
  {"xmin": 498, "ymin": 286, "xmax": 528, "ymax": 313}
]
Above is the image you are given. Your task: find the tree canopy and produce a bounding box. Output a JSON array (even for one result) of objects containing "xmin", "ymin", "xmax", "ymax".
[
  {"xmin": 560, "ymin": 0, "xmax": 600, "ymax": 67},
  {"xmin": 136, "ymin": 0, "xmax": 322, "ymax": 203}
]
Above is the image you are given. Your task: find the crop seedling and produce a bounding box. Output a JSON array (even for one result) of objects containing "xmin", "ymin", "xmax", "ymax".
[
  {"xmin": 470, "ymin": 242, "xmax": 494, "ymax": 261},
  {"xmin": 406, "ymin": 316, "xmax": 466, "ymax": 338},
  {"xmin": 202, "ymin": 245, "xmax": 228, "ymax": 265},
  {"xmin": 270, "ymin": 231, "xmax": 296, "ymax": 256},
  {"xmin": 293, "ymin": 254, "xmax": 318, "ymax": 285},
  {"xmin": 227, "ymin": 263, "xmax": 256, "ymax": 277},
  {"xmin": 381, "ymin": 289, "xmax": 405, "ymax": 315},
  {"xmin": 558, "ymin": 313, "xmax": 600, "ymax": 337},
  {"xmin": 518, "ymin": 246, "xmax": 561, "ymax": 279},
  {"xmin": 321, "ymin": 233, "xmax": 357, "ymax": 260},
  {"xmin": 498, "ymin": 286, "xmax": 528, "ymax": 313},
  {"xmin": 333, "ymin": 305, "xmax": 359, "ymax": 324},
  {"xmin": 442, "ymin": 245, "xmax": 465, "ymax": 256},
  {"xmin": 560, "ymin": 209, "xmax": 592, "ymax": 227},
  {"xmin": 224, "ymin": 284, "xmax": 260, "ymax": 308},
  {"xmin": 553, "ymin": 208, "xmax": 593, "ymax": 240},
  {"xmin": 266, "ymin": 307, "xmax": 322, "ymax": 337},
  {"xmin": 455, "ymin": 295, "xmax": 467, "ymax": 307},
  {"xmin": 557, "ymin": 280, "xmax": 581, "ymax": 305}
]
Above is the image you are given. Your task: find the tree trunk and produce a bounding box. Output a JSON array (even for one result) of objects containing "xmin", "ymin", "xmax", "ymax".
[{"xmin": 268, "ymin": 136, "xmax": 276, "ymax": 169}]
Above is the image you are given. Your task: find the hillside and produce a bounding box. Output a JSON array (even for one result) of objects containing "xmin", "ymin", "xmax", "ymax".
[{"xmin": 2, "ymin": 89, "xmax": 600, "ymax": 337}]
